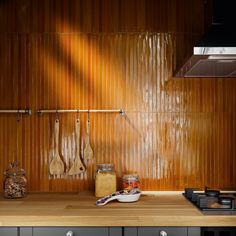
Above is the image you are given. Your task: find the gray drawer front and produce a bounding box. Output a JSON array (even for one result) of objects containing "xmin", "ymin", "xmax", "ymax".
[
  {"xmin": 138, "ymin": 227, "xmax": 187, "ymax": 236},
  {"xmin": 188, "ymin": 227, "xmax": 201, "ymax": 236},
  {"xmin": 109, "ymin": 227, "xmax": 122, "ymax": 236},
  {"xmin": 33, "ymin": 227, "xmax": 108, "ymax": 236},
  {"xmin": 0, "ymin": 227, "xmax": 17, "ymax": 236},
  {"xmin": 124, "ymin": 227, "xmax": 137, "ymax": 236},
  {"xmin": 20, "ymin": 227, "xmax": 33, "ymax": 236}
]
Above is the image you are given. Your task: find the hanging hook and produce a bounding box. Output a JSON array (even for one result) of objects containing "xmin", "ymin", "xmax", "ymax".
[
  {"xmin": 120, "ymin": 109, "xmax": 125, "ymax": 116},
  {"xmin": 77, "ymin": 109, "xmax": 80, "ymax": 119},
  {"xmin": 87, "ymin": 109, "xmax": 90, "ymax": 122},
  {"xmin": 17, "ymin": 110, "xmax": 21, "ymax": 122},
  {"xmin": 56, "ymin": 109, "xmax": 59, "ymax": 120},
  {"xmin": 87, "ymin": 110, "xmax": 91, "ymax": 135},
  {"xmin": 27, "ymin": 109, "xmax": 32, "ymax": 115}
]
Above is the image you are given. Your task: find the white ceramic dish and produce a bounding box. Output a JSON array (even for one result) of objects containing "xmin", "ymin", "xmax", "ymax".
[
  {"xmin": 117, "ymin": 193, "xmax": 141, "ymax": 203},
  {"xmin": 96, "ymin": 188, "xmax": 141, "ymax": 206}
]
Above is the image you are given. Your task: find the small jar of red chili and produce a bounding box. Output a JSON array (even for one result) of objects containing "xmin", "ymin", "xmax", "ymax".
[{"xmin": 122, "ymin": 174, "xmax": 140, "ymax": 190}]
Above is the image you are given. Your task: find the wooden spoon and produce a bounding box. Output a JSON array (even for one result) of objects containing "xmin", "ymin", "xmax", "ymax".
[
  {"xmin": 84, "ymin": 119, "xmax": 94, "ymax": 160},
  {"xmin": 68, "ymin": 119, "xmax": 86, "ymax": 175},
  {"xmin": 49, "ymin": 119, "xmax": 65, "ymax": 175}
]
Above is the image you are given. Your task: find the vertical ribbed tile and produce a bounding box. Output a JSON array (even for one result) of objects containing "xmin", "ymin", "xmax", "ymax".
[{"xmin": 0, "ymin": 30, "xmax": 236, "ymax": 192}]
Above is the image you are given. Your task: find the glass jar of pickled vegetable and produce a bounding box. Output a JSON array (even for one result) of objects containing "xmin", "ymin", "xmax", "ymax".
[
  {"xmin": 95, "ymin": 164, "xmax": 117, "ymax": 197},
  {"xmin": 3, "ymin": 161, "xmax": 27, "ymax": 199},
  {"xmin": 122, "ymin": 174, "xmax": 140, "ymax": 190}
]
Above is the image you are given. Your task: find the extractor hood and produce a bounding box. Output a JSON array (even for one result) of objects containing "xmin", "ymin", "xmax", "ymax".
[{"xmin": 175, "ymin": 0, "xmax": 236, "ymax": 78}]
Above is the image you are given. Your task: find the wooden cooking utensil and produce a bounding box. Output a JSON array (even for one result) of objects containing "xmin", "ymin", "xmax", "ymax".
[
  {"xmin": 49, "ymin": 119, "xmax": 65, "ymax": 175},
  {"xmin": 68, "ymin": 119, "xmax": 86, "ymax": 175},
  {"xmin": 84, "ymin": 119, "xmax": 93, "ymax": 160}
]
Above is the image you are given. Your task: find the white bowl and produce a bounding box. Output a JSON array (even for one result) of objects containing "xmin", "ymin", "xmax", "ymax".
[{"xmin": 117, "ymin": 193, "xmax": 141, "ymax": 203}]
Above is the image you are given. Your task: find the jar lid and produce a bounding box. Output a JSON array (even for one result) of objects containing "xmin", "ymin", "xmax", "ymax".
[
  {"xmin": 123, "ymin": 174, "xmax": 140, "ymax": 181},
  {"xmin": 97, "ymin": 163, "xmax": 115, "ymax": 172},
  {"xmin": 4, "ymin": 161, "xmax": 26, "ymax": 177}
]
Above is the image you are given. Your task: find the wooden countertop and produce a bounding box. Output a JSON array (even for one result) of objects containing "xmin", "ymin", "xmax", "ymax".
[{"xmin": 0, "ymin": 191, "xmax": 235, "ymax": 227}]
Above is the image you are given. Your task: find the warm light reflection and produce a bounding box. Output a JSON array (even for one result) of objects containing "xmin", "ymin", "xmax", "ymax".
[
  {"xmin": 54, "ymin": 19, "xmax": 133, "ymax": 108},
  {"xmin": 38, "ymin": 42, "xmax": 88, "ymax": 106}
]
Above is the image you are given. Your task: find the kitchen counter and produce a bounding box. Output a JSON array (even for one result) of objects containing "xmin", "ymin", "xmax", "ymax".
[{"xmin": 0, "ymin": 191, "xmax": 235, "ymax": 227}]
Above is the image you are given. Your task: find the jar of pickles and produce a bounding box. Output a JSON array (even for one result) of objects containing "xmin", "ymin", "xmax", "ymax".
[
  {"xmin": 95, "ymin": 164, "xmax": 116, "ymax": 197},
  {"xmin": 122, "ymin": 174, "xmax": 140, "ymax": 190},
  {"xmin": 3, "ymin": 161, "xmax": 27, "ymax": 199}
]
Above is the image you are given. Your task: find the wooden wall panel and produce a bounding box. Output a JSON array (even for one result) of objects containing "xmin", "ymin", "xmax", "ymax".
[
  {"xmin": 0, "ymin": 0, "xmax": 205, "ymax": 34},
  {"xmin": 0, "ymin": 0, "xmax": 236, "ymax": 192}
]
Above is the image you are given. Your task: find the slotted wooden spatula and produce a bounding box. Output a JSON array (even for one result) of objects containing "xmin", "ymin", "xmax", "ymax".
[
  {"xmin": 84, "ymin": 119, "xmax": 93, "ymax": 160},
  {"xmin": 68, "ymin": 119, "xmax": 86, "ymax": 175},
  {"xmin": 49, "ymin": 119, "xmax": 65, "ymax": 175}
]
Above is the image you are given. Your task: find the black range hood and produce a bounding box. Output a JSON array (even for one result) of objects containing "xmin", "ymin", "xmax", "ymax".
[{"xmin": 175, "ymin": 0, "xmax": 236, "ymax": 78}]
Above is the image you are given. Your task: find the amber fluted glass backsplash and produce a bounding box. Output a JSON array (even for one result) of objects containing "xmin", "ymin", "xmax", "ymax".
[{"xmin": 0, "ymin": 0, "xmax": 235, "ymax": 192}]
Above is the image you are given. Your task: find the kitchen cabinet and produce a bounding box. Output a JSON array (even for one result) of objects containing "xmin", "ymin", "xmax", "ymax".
[
  {"xmin": 0, "ymin": 227, "xmax": 17, "ymax": 236},
  {"xmin": 33, "ymin": 227, "xmax": 108, "ymax": 236},
  {"xmin": 124, "ymin": 227, "xmax": 200, "ymax": 236},
  {"xmin": 201, "ymin": 227, "xmax": 236, "ymax": 236},
  {"xmin": 109, "ymin": 227, "xmax": 122, "ymax": 236},
  {"xmin": 188, "ymin": 227, "xmax": 201, "ymax": 236},
  {"xmin": 0, "ymin": 227, "xmax": 200, "ymax": 236},
  {"xmin": 124, "ymin": 227, "xmax": 137, "ymax": 236},
  {"xmin": 18, "ymin": 227, "xmax": 122, "ymax": 236},
  {"xmin": 20, "ymin": 227, "xmax": 33, "ymax": 236},
  {"xmin": 138, "ymin": 227, "xmax": 187, "ymax": 236}
]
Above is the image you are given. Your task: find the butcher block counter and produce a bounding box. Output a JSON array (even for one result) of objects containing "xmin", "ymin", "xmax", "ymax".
[{"xmin": 0, "ymin": 191, "xmax": 235, "ymax": 227}]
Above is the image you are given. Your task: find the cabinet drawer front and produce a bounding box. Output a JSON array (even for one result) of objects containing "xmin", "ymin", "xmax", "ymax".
[
  {"xmin": 138, "ymin": 227, "xmax": 187, "ymax": 236},
  {"xmin": 33, "ymin": 227, "xmax": 108, "ymax": 236},
  {"xmin": 0, "ymin": 227, "xmax": 17, "ymax": 236}
]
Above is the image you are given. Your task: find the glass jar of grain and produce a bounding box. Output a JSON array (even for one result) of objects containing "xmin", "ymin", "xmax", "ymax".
[{"xmin": 95, "ymin": 164, "xmax": 116, "ymax": 197}]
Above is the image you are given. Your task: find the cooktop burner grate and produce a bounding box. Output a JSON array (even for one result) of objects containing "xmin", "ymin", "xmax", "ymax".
[{"xmin": 183, "ymin": 187, "xmax": 236, "ymax": 211}]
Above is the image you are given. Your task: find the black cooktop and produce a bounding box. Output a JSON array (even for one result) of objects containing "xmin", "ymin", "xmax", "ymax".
[{"xmin": 183, "ymin": 187, "xmax": 236, "ymax": 211}]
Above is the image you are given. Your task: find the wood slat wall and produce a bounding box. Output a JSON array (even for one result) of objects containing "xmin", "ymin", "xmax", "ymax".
[
  {"xmin": 0, "ymin": 0, "xmax": 204, "ymax": 34},
  {"xmin": 0, "ymin": 0, "xmax": 235, "ymax": 192}
]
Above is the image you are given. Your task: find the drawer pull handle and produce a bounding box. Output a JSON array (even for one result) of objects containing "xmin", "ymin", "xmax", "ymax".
[
  {"xmin": 66, "ymin": 231, "xmax": 74, "ymax": 236},
  {"xmin": 160, "ymin": 230, "xmax": 167, "ymax": 236}
]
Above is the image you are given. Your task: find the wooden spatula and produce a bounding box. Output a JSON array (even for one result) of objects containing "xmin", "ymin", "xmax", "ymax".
[
  {"xmin": 68, "ymin": 119, "xmax": 86, "ymax": 175},
  {"xmin": 49, "ymin": 119, "xmax": 65, "ymax": 175},
  {"xmin": 84, "ymin": 119, "xmax": 94, "ymax": 160}
]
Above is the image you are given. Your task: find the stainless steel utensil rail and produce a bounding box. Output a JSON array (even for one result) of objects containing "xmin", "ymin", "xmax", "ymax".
[
  {"xmin": 38, "ymin": 109, "xmax": 125, "ymax": 115},
  {"xmin": 0, "ymin": 109, "xmax": 32, "ymax": 115}
]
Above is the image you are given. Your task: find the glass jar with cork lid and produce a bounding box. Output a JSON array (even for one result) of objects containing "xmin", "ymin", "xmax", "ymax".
[
  {"xmin": 3, "ymin": 161, "xmax": 27, "ymax": 199},
  {"xmin": 95, "ymin": 164, "xmax": 116, "ymax": 197}
]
